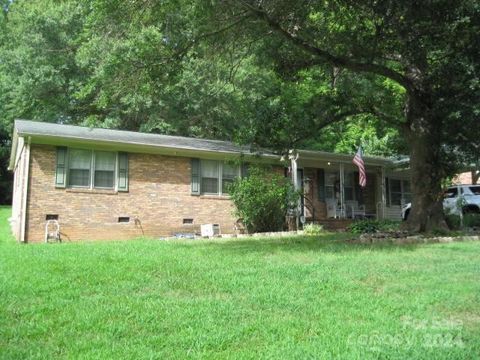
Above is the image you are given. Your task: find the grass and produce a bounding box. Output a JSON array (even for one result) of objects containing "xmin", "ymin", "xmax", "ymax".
[{"xmin": 0, "ymin": 206, "xmax": 479, "ymax": 359}]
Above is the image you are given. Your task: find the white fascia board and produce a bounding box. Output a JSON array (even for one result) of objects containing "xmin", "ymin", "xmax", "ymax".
[
  {"xmin": 21, "ymin": 133, "xmax": 281, "ymax": 164},
  {"xmin": 297, "ymin": 149, "xmax": 393, "ymax": 167},
  {"xmin": 7, "ymin": 131, "xmax": 19, "ymax": 171}
]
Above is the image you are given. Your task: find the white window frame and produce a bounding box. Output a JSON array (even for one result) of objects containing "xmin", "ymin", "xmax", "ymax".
[
  {"xmin": 325, "ymin": 170, "xmax": 338, "ymax": 200},
  {"xmin": 67, "ymin": 148, "xmax": 118, "ymax": 190},
  {"xmin": 200, "ymin": 160, "xmax": 240, "ymax": 196}
]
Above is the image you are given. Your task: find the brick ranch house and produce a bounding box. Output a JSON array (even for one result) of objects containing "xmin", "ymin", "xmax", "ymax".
[{"xmin": 9, "ymin": 120, "xmax": 412, "ymax": 243}]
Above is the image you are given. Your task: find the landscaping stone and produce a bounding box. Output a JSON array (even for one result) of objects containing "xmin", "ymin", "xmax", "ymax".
[{"xmin": 350, "ymin": 232, "xmax": 480, "ymax": 245}]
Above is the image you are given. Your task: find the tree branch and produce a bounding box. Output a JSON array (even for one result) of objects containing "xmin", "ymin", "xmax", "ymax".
[
  {"xmin": 241, "ymin": 2, "xmax": 414, "ymax": 92},
  {"xmin": 197, "ymin": 11, "xmax": 251, "ymax": 40},
  {"xmin": 169, "ymin": 12, "xmax": 252, "ymax": 62},
  {"xmin": 284, "ymin": 110, "xmax": 372, "ymax": 150},
  {"xmin": 363, "ymin": 105, "xmax": 402, "ymax": 126}
]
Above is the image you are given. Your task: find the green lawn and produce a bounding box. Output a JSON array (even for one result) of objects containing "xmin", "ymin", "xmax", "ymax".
[{"xmin": 0, "ymin": 206, "xmax": 479, "ymax": 359}]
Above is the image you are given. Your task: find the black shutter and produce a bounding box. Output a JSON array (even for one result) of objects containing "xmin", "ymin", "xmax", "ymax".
[
  {"xmin": 317, "ymin": 168, "xmax": 325, "ymax": 201},
  {"xmin": 385, "ymin": 177, "xmax": 390, "ymax": 206}
]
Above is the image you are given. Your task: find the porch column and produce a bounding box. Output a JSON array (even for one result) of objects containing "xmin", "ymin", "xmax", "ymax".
[
  {"xmin": 339, "ymin": 163, "xmax": 345, "ymax": 218},
  {"xmin": 289, "ymin": 151, "xmax": 300, "ymax": 228},
  {"xmin": 380, "ymin": 166, "xmax": 386, "ymax": 219},
  {"xmin": 290, "ymin": 151, "xmax": 299, "ymax": 190}
]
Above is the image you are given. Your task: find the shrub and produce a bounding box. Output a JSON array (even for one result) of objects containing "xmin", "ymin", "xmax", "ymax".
[
  {"xmin": 445, "ymin": 213, "xmax": 480, "ymax": 230},
  {"xmin": 429, "ymin": 228, "xmax": 451, "ymax": 237},
  {"xmin": 303, "ymin": 223, "xmax": 324, "ymax": 236},
  {"xmin": 229, "ymin": 167, "xmax": 299, "ymax": 233},
  {"xmin": 464, "ymin": 213, "xmax": 480, "ymax": 228},
  {"xmin": 445, "ymin": 214, "xmax": 462, "ymax": 230},
  {"xmin": 347, "ymin": 219, "xmax": 400, "ymax": 234}
]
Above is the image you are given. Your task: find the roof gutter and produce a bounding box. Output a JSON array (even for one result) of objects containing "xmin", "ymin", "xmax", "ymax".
[
  {"xmin": 297, "ymin": 149, "xmax": 394, "ymax": 167},
  {"xmin": 16, "ymin": 131, "xmax": 280, "ymax": 162}
]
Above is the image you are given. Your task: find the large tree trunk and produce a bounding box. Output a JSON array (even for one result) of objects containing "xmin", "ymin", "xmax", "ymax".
[{"xmin": 403, "ymin": 94, "xmax": 448, "ymax": 232}]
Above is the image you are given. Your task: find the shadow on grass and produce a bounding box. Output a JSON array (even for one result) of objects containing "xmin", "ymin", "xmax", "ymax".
[{"xmin": 179, "ymin": 232, "xmax": 425, "ymax": 255}]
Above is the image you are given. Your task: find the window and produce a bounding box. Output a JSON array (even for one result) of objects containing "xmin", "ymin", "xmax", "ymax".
[
  {"xmin": 199, "ymin": 160, "xmax": 239, "ymax": 195},
  {"xmin": 444, "ymin": 187, "xmax": 458, "ymax": 199},
  {"xmin": 57, "ymin": 147, "xmax": 128, "ymax": 191},
  {"xmin": 388, "ymin": 179, "xmax": 411, "ymax": 205},
  {"xmin": 201, "ymin": 160, "xmax": 219, "ymax": 194},
  {"xmin": 469, "ymin": 186, "xmax": 480, "ymax": 196},
  {"xmin": 94, "ymin": 151, "xmax": 116, "ymax": 188},
  {"xmin": 222, "ymin": 163, "xmax": 237, "ymax": 194},
  {"xmin": 68, "ymin": 149, "xmax": 92, "ymax": 187},
  {"xmin": 324, "ymin": 171, "xmax": 355, "ymax": 201},
  {"xmin": 325, "ymin": 171, "xmax": 338, "ymax": 199},
  {"xmin": 67, "ymin": 149, "xmax": 117, "ymax": 189}
]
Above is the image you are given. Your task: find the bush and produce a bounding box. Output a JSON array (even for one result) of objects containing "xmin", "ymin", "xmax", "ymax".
[
  {"xmin": 445, "ymin": 213, "xmax": 480, "ymax": 230},
  {"xmin": 464, "ymin": 213, "xmax": 480, "ymax": 228},
  {"xmin": 303, "ymin": 223, "xmax": 325, "ymax": 236},
  {"xmin": 229, "ymin": 167, "xmax": 299, "ymax": 233},
  {"xmin": 347, "ymin": 219, "xmax": 400, "ymax": 234},
  {"xmin": 445, "ymin": 214, "xmax": 462, "ymax": 230},
  {"xmin": 429, "ymin": 228, "xmax": 451, "ymax": 237}
]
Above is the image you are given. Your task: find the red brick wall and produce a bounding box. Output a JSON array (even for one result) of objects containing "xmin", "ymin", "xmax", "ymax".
[{"xmin": 25, "ymin": 145, "xmax": 238, "ymax": 242}]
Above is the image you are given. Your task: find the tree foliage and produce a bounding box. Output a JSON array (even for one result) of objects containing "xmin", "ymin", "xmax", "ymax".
[{"xmin": 0, "ymin": 0, "xmax": 407, "ymax": 148}]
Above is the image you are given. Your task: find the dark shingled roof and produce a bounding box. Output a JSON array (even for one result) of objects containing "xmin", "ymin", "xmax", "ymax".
[
  {"xmin": 15, "ymin": 119, "xmax": 269, "ymax": 155},
  {"xmin": 12, "ymin": 120, "xmax": 409, "ymax": 168}
]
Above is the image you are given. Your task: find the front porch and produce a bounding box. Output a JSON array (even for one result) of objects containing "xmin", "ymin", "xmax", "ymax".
[{"xmin": 290, "ymin": 150, "xmax": 412, "ymax": 224}]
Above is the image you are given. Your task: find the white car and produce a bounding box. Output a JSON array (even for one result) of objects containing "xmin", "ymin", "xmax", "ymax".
[{"xmin": 402, "ymin": 184, "xmax": 480, "ymax": 220}]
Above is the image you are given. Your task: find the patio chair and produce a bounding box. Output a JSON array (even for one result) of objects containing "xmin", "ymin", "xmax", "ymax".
[
  {"xmin": 345, "ymin": 200, "xmax": 366, "ymax": 219},
  {"xmin": 44, "ymin": 220, "xmax": 61, "ymax": 243},
  {"xmin": 326, "ymin": 198, "xmax": 344, "ymax": 218}
]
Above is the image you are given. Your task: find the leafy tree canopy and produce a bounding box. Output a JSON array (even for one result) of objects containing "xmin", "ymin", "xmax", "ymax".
[{"xmin": 0, "ymin": 0, "xmax": 405, "ymax": 154}]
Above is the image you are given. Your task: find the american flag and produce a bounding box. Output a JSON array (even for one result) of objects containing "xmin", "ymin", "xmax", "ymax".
[{"xmin": 353, "ymin": 147, "xmax": 367, "ymax": 187}]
